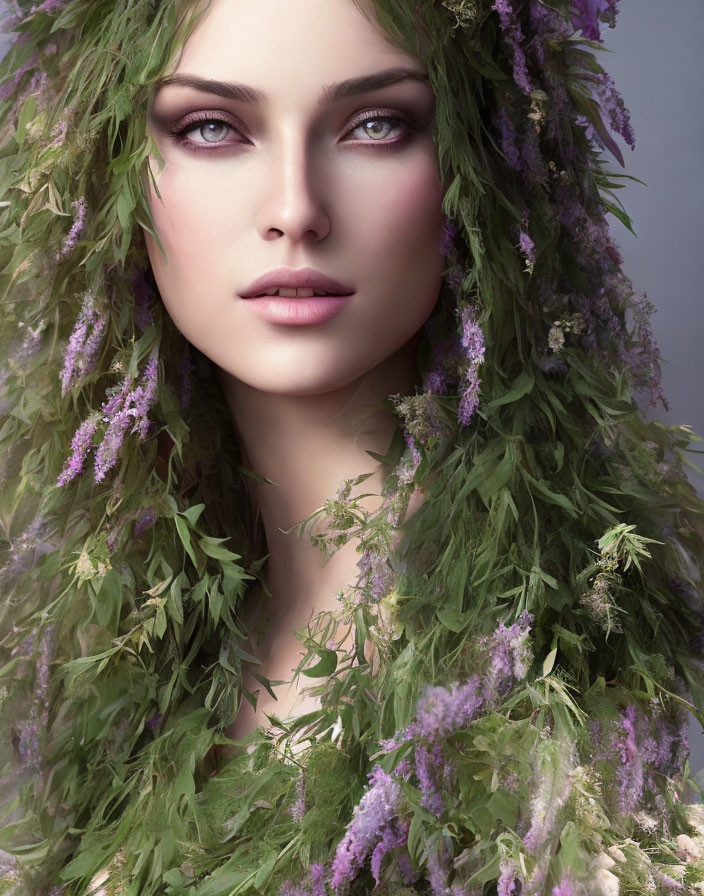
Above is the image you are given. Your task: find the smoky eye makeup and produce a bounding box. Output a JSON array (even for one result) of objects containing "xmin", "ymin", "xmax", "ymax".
[
  {"xmin": 148, "ymin": 84, "xmax": 436, "ymax": 153},
  {"xmin": 165, "ymin": 110, "xmax": 427, "ymax": 153}
]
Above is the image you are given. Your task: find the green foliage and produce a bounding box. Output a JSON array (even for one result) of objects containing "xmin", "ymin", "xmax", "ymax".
[{"xmin": 0, "ymin": 0, "xmax": 703, "ymax": 894}]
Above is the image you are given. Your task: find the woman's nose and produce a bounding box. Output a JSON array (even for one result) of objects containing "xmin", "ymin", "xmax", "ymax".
[{"xmin": 255, "ymin": 132, "xmax": 332, "ymax": 244}]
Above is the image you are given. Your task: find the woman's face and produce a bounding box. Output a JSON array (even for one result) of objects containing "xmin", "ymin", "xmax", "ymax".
[{"xmin": 144, "ymin": 0, "xmax": 446, "ymax": 397}]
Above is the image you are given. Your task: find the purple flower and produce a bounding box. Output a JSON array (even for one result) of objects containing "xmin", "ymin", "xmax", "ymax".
[
  {"xmin": 134, "ymin": 507, "xmax": 158, "ymax": 537},
  {"xmin": 60, "ymin": 291, "xmax": 106, "ymax": 396},
  {"xmin": 382, "ymin": 613, "xmax": 534, "ymax": 750},
  {"xmin": 460, "ymin": 306, "xmax": 485, "ymax": 364},
  {"xmin": 457, "ymin": 303, "xmax": 485, "ymax": 427},
  {"xmin": 415, "ymin": 677, "xmax": 485, "ymax": 742},
  {"xmin": 56, "ymin": 197, "xmax": 88, "ymax": 261},
  {"xmin": 310, "ymin": 863, "xmax": 327, "ymax": 896},
  {"xmin": 570, "ymin": 0, "xmax": 619, "ymax": 44},
  {"xmin": 0, "ymin": 51, "xmax": 39, "ymax": 100},
  {"xmin": 552, "ymin": 876, "xmax": 577, "ymax": 896},
  {"xmin": 57, "ymin": 413, "xmax": 100, "ymax": 486},
  {"xmin": 330, "ymin": 765, "xmax": 402, "ymax": 890},
  {"xmin": 414, "ymin": 743, "xmax": 449, "ymax": 818},
  {"xmin": 369, "ymin": 820, "xmax": 408, "ymax": 885},
  {"xmin": 519, "ymin": 229, "xmax": 536, "ymax": 268},
  {"xmin": 94, "ymin": 408, "xmax": 132, "ymax": 483},
  {"xmin": 357, "ymin": 548, "xmax": 395, "ymax": 603},
  {"xmin": 595, "ymin": 71, "xmax": 635, "ymax": 148},
  {"xmin": 425, "ymin": 839, "xmax": 459, "ymax": 896},
  {"xmin": 94, "ymin": 354, "xmax": 159, "ymax": 482},
  {"xmin": 492, "ymin": 0, "xmax": 532, "ymax": 95},
  {"xmin": 497, "ymin": 863, "xmax": 518, "ymax": 895}
]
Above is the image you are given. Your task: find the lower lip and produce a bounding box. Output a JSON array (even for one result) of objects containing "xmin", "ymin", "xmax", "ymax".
[{"xmin": 243, "ymin": 294, "xmax": 353, "ymax": 325}]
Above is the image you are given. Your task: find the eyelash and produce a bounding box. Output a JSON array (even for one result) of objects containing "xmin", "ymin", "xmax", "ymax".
[{"xmin": 169, "ymin": 109, "xmax": 418, "ymax": 151}]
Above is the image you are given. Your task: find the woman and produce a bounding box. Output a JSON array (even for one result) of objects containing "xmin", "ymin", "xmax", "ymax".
[{"xmin": 1, "ymin": 0, "xmax": 703, "ymax": 894}]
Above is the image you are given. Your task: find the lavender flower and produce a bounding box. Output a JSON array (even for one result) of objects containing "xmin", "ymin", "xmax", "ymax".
[
  {"xmin": 310, "ymin": 863, "xmax": 327, "ymax": 896},
  {"xmin": 56, "ymin": 197, "xmax": 87, "ymax": 261},
  {"xmin": 134, "ymin": 507, "xmax": 158, "ymax": 537},
  {"xmin": 426, "ymin": 840, "xmax": 453, "ymax": 896},
  {"xmin": 382, "ymin": 613, "xmax": 533, "ymax": 750},
  {"xmin": 519, "ymin": 229, "xmax": 536, "ymax": 272},
  {"xmin": 569, "ymin": 0, "xmax": 619, "ymax": 44},
  {"xmin": 32, "ymin": 0, "xmax": 66, "ymax": 11},
  {"xmin": 397, "ymin": 434, "xmax": 422, "ymax": 487},
  {"xmin": 414, "ymin": 743, "xmax": 449, "ymax": 817},
  {"xmin": 127, "ymin": 356, "xmax": 158, "ymax": 439},
  {"xmin": 595, "ymin": 71, "xmax": 635, "ymax": 148},
  {"xmin": 415, "ymin": 677, "xmax": 484, "ymax": 742},
  {"xmin": 457, "ymin": 303, "xmax": 485, "ymax": 427},
  {"xmin": 492, "ymin": 0, "xmax": 532, "ymax": 95},
  {"xmin": 330, "ymin": 765, "xmax": 402, "ymax": 890},
  {"xmin": 356, "ymin": 548, "xmax": 395, "ymax": 603},
  {"xmin": 552, "ymin": 876, "xmax": 577, "ymax": 896},
  {"xmin": 369, "ymin": 820, "xmax": 408, "ymax": 885},
  {"xmin": 0, "ymin": 52, "xmax": 39, "ymax": 100},
  {"xmin": 94, "ymin": 354, "xmax": 159, "ymax": 482},
  {"xmin": 497, "ymin": 862, "xmax": 518, "ymax": 895},
  {"xmin": 280, "ymin": 863, "xmax": 329, "ymax": 896},
  {"xmin": 60, "ymin": 291, "xmax": 106, "ymax": 396},
  {"xmin": 289, "ymin": 770, "xmax": 307, "ymax": 822},
  {"xmin": 49, "ymin": 118, "xmax": 68, "ymax": 147},
  {"xmin": 56, "ymin": 413, "xmax": 100, "ymax": 486},
  {"xmin": 94, "ymin": 409, "xmax": 132, "ymax": 483}
]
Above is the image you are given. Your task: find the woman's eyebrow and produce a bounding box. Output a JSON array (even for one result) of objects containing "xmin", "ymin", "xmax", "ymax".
[{"xmin": 154, "ymin": 66, "xmax": 431, "ymax": 108}]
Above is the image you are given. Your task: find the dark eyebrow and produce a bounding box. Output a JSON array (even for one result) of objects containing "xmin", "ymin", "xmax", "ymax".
[{"xmin": 154, "ymin": 66, "xmax": 431, "ymax": 107}]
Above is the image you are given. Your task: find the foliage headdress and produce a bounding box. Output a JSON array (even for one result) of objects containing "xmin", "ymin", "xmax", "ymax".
[{"xmin": 1, "ymin": 0, "xmax": 704, "ymax": 894}]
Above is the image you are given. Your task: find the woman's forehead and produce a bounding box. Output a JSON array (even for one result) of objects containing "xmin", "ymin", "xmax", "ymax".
[{"xmin": 172, "ymin": 0, "xmax": 427, "ymax": 93}]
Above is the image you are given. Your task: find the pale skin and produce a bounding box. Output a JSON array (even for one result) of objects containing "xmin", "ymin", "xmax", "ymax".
[{"xmin": 144, "ymin": 0, "xmax": 448, "ymax": 740}]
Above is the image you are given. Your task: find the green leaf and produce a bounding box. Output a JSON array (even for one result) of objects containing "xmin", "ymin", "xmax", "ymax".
[
  {"xmin": 542, "ymin": 647, "xmax": 558, "ymax": 677},
  {"xmin": 15, "ymin": 96, "xmax": 37, "ymax": 144},
  {"xmin": 174, "ymin": 516, "xmax": 199, "ymax": 569},
  {"xmin": 486, "ymin": 370, "xmax": 534, "ymax": 410},
  {"xmin": 116, "ymin": 188, "xmax": 135, "ymax": 231},
  {"xmin": 302, "ymin": 648, "xmax": 338, "ymax": 678},
  {"xmin": 199, "ymin": 536, "xmax": 241, "ymax": 563},
  {"xmin": 94, "ymin": 567, "xmax": 122, "ymax": 631},
  {"xmin": 181, "ymin": 503, "xmax": 205, "ymax": 527},
  {"xmin": 168, "ymin": 573, "xmax": 184, "ymax": 625}
]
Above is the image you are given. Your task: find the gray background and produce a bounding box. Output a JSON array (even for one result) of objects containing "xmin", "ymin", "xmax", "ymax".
[
  {"xmin": 601, "ymin": 2, "xmax": 704, "ymax": 779},
  {"xmin": 1, "ymin": 2, "xmax": 703, "ymax": 770}
]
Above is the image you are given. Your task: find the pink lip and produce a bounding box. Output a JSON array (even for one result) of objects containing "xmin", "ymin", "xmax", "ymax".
[
  {"xmin": 239, "ymin": 266, "xmax": 354, "ymax": 298},
  {"xmin": 244, "ymin": 294, "xmax": 351, "ymax": 326}
]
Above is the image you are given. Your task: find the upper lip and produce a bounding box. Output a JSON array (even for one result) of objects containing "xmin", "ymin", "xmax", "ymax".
[{"xmin": 239, "ymin": 267, "xmax": 354, "ymax": 298}]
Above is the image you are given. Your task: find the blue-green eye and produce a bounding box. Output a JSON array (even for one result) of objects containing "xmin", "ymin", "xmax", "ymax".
[{"xmin": 346, "ymin": 111, "xmax": 416, "ymax": 143}]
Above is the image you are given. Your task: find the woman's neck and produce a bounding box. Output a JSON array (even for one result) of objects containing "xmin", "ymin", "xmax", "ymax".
[
  {"xmin": 218, "ymin": 340, "xmax": 418, "ymax": 608},
  {"xmin": 216, "ymin": 340, "xmax": 419, "ymax": 631},
  {"xmin": 216, "ymin": 340, "xmax": 420, "ymax": 740}
]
